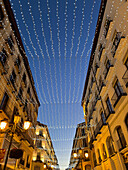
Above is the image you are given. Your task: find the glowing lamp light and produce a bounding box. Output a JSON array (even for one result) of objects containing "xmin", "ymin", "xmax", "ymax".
[
  {"xmin": 73, "ymin": 153, "xmax": 77, "ymax": 158},
  {"xmin": 33, "ymin": 157, "xmax": 36, "ymax": 161},
  {"xmin": 23, "ymin": 121, "xmax": 31, "ymax": 130},
  {"xmin": 85, "ymin": 152, "xmax": 89, "ymax": 158},
  {"xmin": 44, "ymin": 164, "xmax": 46, "ymax": 169},
  {"xmin": 0, "ymin": 120, "xmax": 8, "ymax": 130},
  {"xmin": 51, "ymin": 165, "xmax": 54, "ymax": 168}
]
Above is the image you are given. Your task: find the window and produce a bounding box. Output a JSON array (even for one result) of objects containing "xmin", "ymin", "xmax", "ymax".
[
  {"xmin": 117, "ymin": 126, "xmax": 127, "ymax": 150},
  {"xmin": 18, "ymin": 87, "xmax": 23, "ymax": 100},
  {"xmin": 111, "ymin": 31, "xmax": 121, "ymax": 57},
  {"xmin": 101, "ymin": 111, "xmax": 106, "ymax": 124},
  {"xmin": 39, "ymin": 130, "xmax": 43, "ymax": 136},
  {"xmin": 37, "ymin": 152, "xmax": 41, "ymax": 160},
  {"xmin": 81, "ymin": 128, "xmax": 85, "ymax": 136},
  {"xmin": 102, "ymin": 144, "xmax": 107, "ymax": 159},
  {"xmin": 83, "ymin": 138, "xmax": 87, "ymax": 147},
  {"xmin": 97, "ymin": 149, "xmax": 102, "ymax": 163},
  {"xmin": 104, "ymin": 18, "xmax": 111, "ymax": 38},
  {"xmin": 15, "ymin": 56, "xmax": 21, "ymax": 72},
  {"xmin": 125, "ymin": 114, "xmax": 128, "ymax": 130},
  {"xmin": 0, "ymin": 49, "xmax": 8, "ymax": 66},
  {"xmin": 0, "ymin": 5, "xmax": 4, "ymax": 28},
  {"xmin": 10, "ymin": 70, "xmax": 16, "ymax": 90},
  {"xmin": 106, "ymin": 136, "xmax": 115, "ymax": 156},
  {"xmin": 104, "ymin": 58, "xmax": 111, "ymax": 79},
  {"xmin": 26, "ymin": 155, "xmax": 30, "ymax": 168},
  {"xmin": 122, "ymin": 54, "xmax": 128, "ymax": 87},
  {"xmin": 106, "ymin": 97, "xmax": 114, "ymax": 117},
  {"xmin": 93, "ymin": 152, "xmax": 97, "ymax": 167},
  {"xmin": 111, "ymin": 79, "xmax": 125, "ymax": 107},
  {"xmin": 0, "ymin": 92, "xmax": 9, "ymax": 111},
  {"xmin": 22, "ymin": 73, "xmax": 27, "ymax": 87},
  {"xmin": 98, "ymin": 44, "xmax": 104, "ymax": 60},
  {"xmin": 7, "ymin": 35, "xmax": 14, "ymax": 52}
]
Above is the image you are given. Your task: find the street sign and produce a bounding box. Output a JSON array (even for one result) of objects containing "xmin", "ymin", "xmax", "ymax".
[
  {"xmin": 9, "ymin": 149, "xmax": 23, "ymax": 159},
  {"xmin": 0, "ymin": 149, "xmax": 6, "ymax": 163}
]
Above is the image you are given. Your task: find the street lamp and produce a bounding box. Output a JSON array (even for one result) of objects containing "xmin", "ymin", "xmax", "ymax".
[
  {"xmin": 0, "ymin": 115, "xmax": 31, "ymax": 170},
  {"xmin": 0, "ymin": 119, "xmax": 8, "ymax": 130},
  {"xmin": 73, "ymin": 148, "xmax": 88, "ymax": 170}
]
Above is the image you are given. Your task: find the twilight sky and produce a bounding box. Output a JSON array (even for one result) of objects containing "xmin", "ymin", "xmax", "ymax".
[{"xmin": 10, "ymin": 0, "xmax": 101, "ymax": 169}]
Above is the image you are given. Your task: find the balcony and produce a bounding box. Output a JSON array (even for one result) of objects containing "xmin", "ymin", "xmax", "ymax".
[
  {"xmin": 105, "ymin": 106, "xmax": 115, "ymax": 120},
  {"xmin": 122, "ymin": 69, "xmax": 128, "ymax": 88},
  {"xmin": 111, "ymin": 86, "xmax": 127, "ymax": 107}
]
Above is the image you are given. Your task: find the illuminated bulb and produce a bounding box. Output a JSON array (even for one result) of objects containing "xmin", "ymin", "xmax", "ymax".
[
  {"xmin": 51, "ymin": 165, "xmax": 54, "ymax": 168},
  {"xmin": 44, "ymin": 165, "xmax": 46, "ymax": 169},
  {"xmin": 73, "ymin": 153, "xmax": 77, "ymax": 158},
  {"xmin": 33, "ymin": 157, "xmax": 36, "ymax": 161},
  {"xmin": 0, "ymin": 121, "xmax": 7, "ymax": 130},
  {"xmin": 23, "ymin": 121, "xmax": 31, "ymax": 130},
  {"xmin": 85, "ymin": 152, "xmax": 89, "ymax": 158}
]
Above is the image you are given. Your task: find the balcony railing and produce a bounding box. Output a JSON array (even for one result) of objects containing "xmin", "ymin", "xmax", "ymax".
[
  {"xmin": 111, "ymin": 86, "xmax": 127, "ymax": 107},
  {"xmin": 122, "ymin": 69, "xmax": 128, "ymax": 88},
  {"xmin": 105, "ymin": 106, "xmax": 114, "ymax": 120}
]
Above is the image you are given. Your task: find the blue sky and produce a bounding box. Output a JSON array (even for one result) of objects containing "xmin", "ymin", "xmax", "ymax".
[{"xmin": 10, "ymin": 0, "xmax": 101, "ymax": 169}]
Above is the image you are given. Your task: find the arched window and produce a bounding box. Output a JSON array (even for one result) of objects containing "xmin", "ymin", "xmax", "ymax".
[
  {"xmin": 125, "ymin": 114, "xmax": 128, "ymax": 130},
  {"xmin": 106, "ymin": 136, "xmax": 115, "ymax": 156},
  {"xmin": 93, "ymin": 152, "xmax": 97, "ymax": 167},
  {"xmin": 116, "ymin": 126, "xmax": 127, "ymax": 150},
  {"xmin": 97, "ymin": 149, "xmax": 102, "ymax": 163},
  {"xmin": 102, "ymin": 144, "xmax": 107, "ymax": 159},
  {"xmin": 39, "ymin": 130, "xmax": 43, "ymax": 136}
]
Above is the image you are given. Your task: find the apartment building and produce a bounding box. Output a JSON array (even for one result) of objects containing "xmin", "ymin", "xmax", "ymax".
[
  {"xmin": 32, "ymin": 121, "xmax": 59, "ymax": 170},
  {"xmin": 81, "ymin": 0, "xmax": 128, "ymax": 169},
  {"xmin": 0, "ymin": 0, "xmax": 40, "ymax": 169},
  {"xmin": 69, "ymin": 122, "xmax": 91, "ymax": 170}
]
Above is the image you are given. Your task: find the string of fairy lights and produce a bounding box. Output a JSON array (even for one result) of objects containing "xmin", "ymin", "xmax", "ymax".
[{"xmin": 1, "ymin": 0, "xmax": 128, "ymax": 169}]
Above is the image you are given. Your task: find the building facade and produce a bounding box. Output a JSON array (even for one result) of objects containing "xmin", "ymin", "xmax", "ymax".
[
  {"xmin": 0, "ymin": 0, "xmax": 40, "ymax": 169},
  {"xmin": 32, "ymin": 121, "xmax": 59, "ymax": 170},
  {"xmin": 81, "ymin": 0, "xmax": 128, "ymax": 169},
  {"xmin": 69, "ymin": 122, "xmax": 92, "ymax": 170}
]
